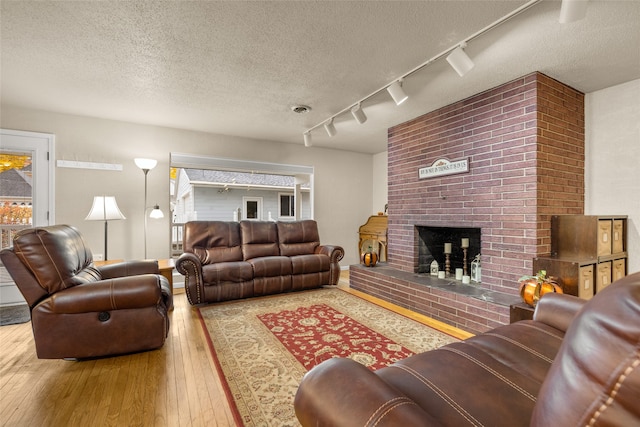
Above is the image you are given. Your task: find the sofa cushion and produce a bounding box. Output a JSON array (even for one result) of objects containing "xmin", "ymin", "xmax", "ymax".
[
  {"xmin": 277, "ymin": 220, "xmax": 320, "ymax": 256},
  {"xmin": 240, "ymin": 221, "xmax": 280, "ymax": 260},
  {"xmin": 184, "ymin": 221, "xmax": 243, "ymax": 264},
  {"xmin": 202, "ymin": 261, "xmax": 254, "ymax": 284},
  {"xmin": 290, "ymin": 254, "xmax": 330, "ymax": 275},
  {"xmin": 531, "ymin": 273, "xmax": 640, "ymax": 426},
  {"xmin": 12, "ymin": 225, "xmax": 99, "ymax": 294},
  {"xmin": 248, "ymin": 256, "xmax": 292, "ymax": 278}
]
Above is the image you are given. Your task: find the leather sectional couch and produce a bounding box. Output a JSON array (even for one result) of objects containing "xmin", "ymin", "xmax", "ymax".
[
  {"xmin": 176, "ymin": 220, "xmax": 344, "ymax": 305},
  {"xmin": 295, "ymin": 271, "xmax": 640, "ymax": 426}
]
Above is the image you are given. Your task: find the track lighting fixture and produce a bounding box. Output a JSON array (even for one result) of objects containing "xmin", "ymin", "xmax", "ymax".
[
  {"xmin": 351, "ymin": 103, "xmax": 367, "ymax": 124},
  {"xmin": 559, "ymin": 0, "xmax": 588, "ymax": 23},
  {"xmin": 387, "ymin": 81, "xmax": 408, "ymax": 106},
  {"xmin": 324, "ymin": 119, "xmax": 337, "ymax": 137},
  {"xmin": 301, "ymin": 0, "xmax": 543, "ymax": 147},
  {"xmin": 446, "ymin": 44, "xmax": 475, "ymax": 77}
]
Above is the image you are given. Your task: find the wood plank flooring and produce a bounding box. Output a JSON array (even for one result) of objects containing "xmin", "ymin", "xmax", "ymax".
[
  {"xmin": 0, "ymin": 271, "xmax": 472, "ymax": 427},
  {"xmin": 0, "ymin": 289, "xmax": 236, "ymax": 427}
]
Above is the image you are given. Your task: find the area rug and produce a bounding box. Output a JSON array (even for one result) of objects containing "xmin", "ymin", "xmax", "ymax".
[
  {"xmin": 197, "ymin": 287, "xmax": 459, "ymax": 426},
  {"xmin": 0, "ymin": 304, "xmax": 30, "ymax": 326}
]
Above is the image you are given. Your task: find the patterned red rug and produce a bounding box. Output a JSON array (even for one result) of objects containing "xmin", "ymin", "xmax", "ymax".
[
  {"xmin": 198, "ymin": 287, "xmax": 458, "ymax": 427},
  {"xmin": 258, "ymin": 303, "xmax": 415, "ymax": 371}
]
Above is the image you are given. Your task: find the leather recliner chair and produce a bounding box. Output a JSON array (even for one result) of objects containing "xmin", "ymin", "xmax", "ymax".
[{"xmin": 0, "ymin": 224, "xmax": 172, "ymax": 359}]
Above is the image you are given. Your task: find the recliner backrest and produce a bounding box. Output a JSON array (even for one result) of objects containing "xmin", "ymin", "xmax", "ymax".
[
  {"xmin": 531, "ymin": 272, "xmax": 640, "ymax": 426},
  {"xmin": 240, "ymin": 221, "xmax": 280, "ymax": 260},
  {"xmin": 183, "ymin": 221, "xmax": 243, "ymax": 265},
  {"xmin": 8, "ymin": 225, "xmax": 99, "ymax": 297},
  {"xmin": 277, "ymin": 220, "xmax": 320, "ymax": 256}
]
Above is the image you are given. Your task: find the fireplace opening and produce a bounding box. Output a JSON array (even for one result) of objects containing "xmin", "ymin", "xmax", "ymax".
[{"xmin": 416, "ymin": 226, "xmax": 481, "ymax": 274}]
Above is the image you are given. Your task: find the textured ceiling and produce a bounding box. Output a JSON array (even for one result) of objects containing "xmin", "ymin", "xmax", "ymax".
[{"xmin": 1, "ymin": 1, "xmax": 639, "ymax": 154}]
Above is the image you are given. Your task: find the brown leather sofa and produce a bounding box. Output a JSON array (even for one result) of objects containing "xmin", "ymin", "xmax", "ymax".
[
  {"xmin": 295, "ymin": 271, "xmax": 640, "ymax": 426},
  {"xmin": 176, "ymin": 220, "xmax": 344, "ymax": 305},
  {"xmin": 0, "ymin": 225, "xmax": 172, "ymax": 359}
]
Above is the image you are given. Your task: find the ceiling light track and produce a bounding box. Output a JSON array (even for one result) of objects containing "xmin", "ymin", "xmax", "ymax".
[{"xmin": 302, "ymin": 0, "xmax": 546, "ymax": 146}]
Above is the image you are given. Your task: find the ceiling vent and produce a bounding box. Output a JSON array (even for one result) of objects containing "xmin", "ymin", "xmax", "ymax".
[{"xmin": 291, "ymin": 105, "xmax": 312, "ymax": 114}]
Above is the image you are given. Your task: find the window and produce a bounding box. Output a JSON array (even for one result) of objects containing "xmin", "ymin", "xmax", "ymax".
[{"xmin": 279, "ymin": 193, "xmax": 294, "ymax": 218}]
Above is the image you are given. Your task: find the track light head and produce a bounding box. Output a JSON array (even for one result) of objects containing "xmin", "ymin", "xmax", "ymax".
[
  {"xmin": 324, "ymin": 119, "xmax": 337, "ymax": 137},
  {"xmin": 446, "ymin": 44, "xmax": 475, "ymax": 77},
  {"xmin": 559, "ymin": 0, "xmax": 588, "ymax": 23},
  {"xmin": 303, "ymin": 132, "xmax": 312, "ymax": 147},
  {"xmin": 387, "ymin": 80, "xmax": 408, "ymax": 105},
  {"xmin": 351, "ymin": 103, "xmax": 367, "ymax": 124}
]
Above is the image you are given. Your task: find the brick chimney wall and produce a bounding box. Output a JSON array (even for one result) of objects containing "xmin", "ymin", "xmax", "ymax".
[{"xmin": 386, "ymin": 72, "xmax": 584, "ymax": 294}]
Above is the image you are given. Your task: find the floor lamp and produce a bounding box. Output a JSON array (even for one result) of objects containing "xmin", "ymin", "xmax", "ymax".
[
  {"xmin": 134, "ymin": 158, "xmax": 164, "ymax": 259},
  {"xmin": 85, "ymin": 196, "xmax": 126, "ymax": 260}
]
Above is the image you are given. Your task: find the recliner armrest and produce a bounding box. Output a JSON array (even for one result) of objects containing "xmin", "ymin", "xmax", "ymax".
[
  {"xmin": 295, "ymin": 358, "xmax": 438, "ymax": 427},
  {"xmin": 97, "ymin": 260, "xmax": 160, "ymax": 279},
  {"xmin": 44, "ymin": 275, "xmax": 167, "ymax": 314},
  {"xmin": 533, "ymin": 292, "xmax": 587, "ymax": 333}
]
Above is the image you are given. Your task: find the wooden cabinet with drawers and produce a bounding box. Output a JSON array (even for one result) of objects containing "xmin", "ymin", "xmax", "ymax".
[
  {"xmin": 535, "ymin": 215, "xmax": 628, "ymax": 300},
  {"xmin": 551, "ymin": 215, "xmax": 627, "ymax": 260}
]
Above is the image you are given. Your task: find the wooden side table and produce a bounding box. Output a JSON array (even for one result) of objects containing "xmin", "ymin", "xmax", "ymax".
[
  {"xmin": 157, "ymin": 258, "xmax": 175, "ymax": 295},
  {"xmin": 509, "ymin": 302, "xmax": 535, "ymax": 323}
]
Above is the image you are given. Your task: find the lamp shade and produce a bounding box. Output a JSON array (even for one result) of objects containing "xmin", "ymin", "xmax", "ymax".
[
  {"xmin": 85, "ymin": 196, "xmax": 126, "ymax": 221},
  {"xmin": 149, "ymin": 205, "xmax": 164, "ymax": 219},
  {"xmin": 446, "ymin": 46, "xmax": 475, "ymax": 77},
  {"xmin": 134, "ymin": 158, "xmax": 157, "ymax": 170}
]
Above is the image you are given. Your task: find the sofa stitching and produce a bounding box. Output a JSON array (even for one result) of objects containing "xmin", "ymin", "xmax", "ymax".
[
  {"xmin": 365, "ymin": 397, "xmax": 417, "ymax": 427},
  {"xmin": 391, "ymin": 364, "xmax": 483, "ymax": 426},
  {"xmin": 364, "ymin": 397, "xmax": 409, "ymax": 426},
  {"xmin": 516, "ymin": 321, "xmax": 565, "ymax": 340},
  {"xmin": 586, "ymin": 354, "xmax": 640, "ymax": 426},
  {"xmin": 441, "ymin": 347, "xmax": 536, "ymax": 401},
  {"xmin": 482, "ymin": 332, "xmax": 554, "ymax": 363}
]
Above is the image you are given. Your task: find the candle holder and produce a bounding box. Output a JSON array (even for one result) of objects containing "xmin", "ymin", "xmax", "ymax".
[
  {"xmin": 463, "ymin": 248, "xmax": 468, "ymax": 276},
  {"xmin": 461, "ymin": 238, "xmax": 470, "ymax": 276},
  {"xmin": 445, "ymin": 253, "xmax": 451, "ymax": 277}
]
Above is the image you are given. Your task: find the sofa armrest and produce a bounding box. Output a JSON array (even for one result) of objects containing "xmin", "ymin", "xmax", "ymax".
[
  {"xmin": 176, "ymin": 252, "xmax": 205, "ymax": 305},
  {"xmin": 295, "ymin": 358, "xmax": 439, "ymax": 427},
  {"xmin": 97, "ymin": 260, "xmax": 160, "ymax": 279},
  {"xmin": 533, "ymin": 292, "xmax": 587, "ymax": 332},
  {"xmin": 43, "ymin": 275, "xmax": 167, "ymax": 314},
  {"xmin": 315, "ymin": 245, "xmax": 345, "ymax": 263},
  {"xmin": 315, "ymin": 245, "xmax": 345, "ymax": 285}
]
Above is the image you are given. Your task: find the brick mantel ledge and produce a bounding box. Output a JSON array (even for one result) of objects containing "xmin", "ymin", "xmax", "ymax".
[{"xmin": 349, "ymin": 263, "xmax": 517, "ymax": 335}]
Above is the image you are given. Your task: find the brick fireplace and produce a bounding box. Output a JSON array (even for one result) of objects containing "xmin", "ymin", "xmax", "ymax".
[{"xmin": 350, "ymin": 72, "xmax": 585, "ymax": 334}]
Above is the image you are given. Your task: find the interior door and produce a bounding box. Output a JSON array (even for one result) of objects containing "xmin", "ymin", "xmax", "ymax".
[{"xmin": 0, "ymin": 129, "xmax": 55, "ymax": 306}]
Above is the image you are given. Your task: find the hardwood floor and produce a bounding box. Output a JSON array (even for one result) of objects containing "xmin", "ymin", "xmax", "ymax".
[
  {"xmin": 0, "ymin": 271, "xmax": 472, "ymax": 427},
  {"xmin": 0, "ymin": 289, "xmax": 236, "ymax": 427}
]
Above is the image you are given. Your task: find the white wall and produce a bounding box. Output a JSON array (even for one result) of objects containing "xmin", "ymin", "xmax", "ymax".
[
  {"xmin": 0, "ymin": 105, "xmax": 373, "ymax": 266},
  {"xmin": 585, "ymin": 79, "xmax": 640, "ymax": 274},
  {"xmin": 372, "ymin": 151, "xmax": 388, "ymax": 215}
]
